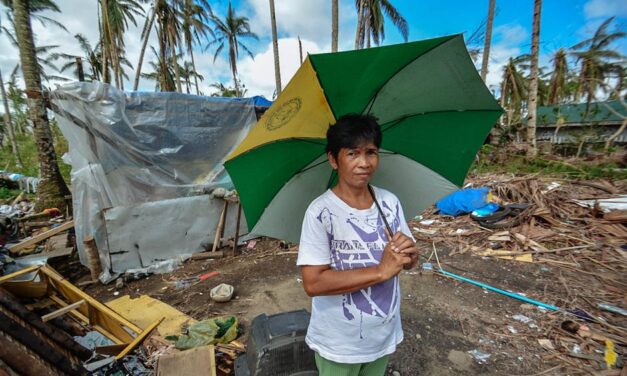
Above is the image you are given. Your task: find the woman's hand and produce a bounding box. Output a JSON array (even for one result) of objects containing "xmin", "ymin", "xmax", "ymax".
[
  {"xmin": 377, "ymin": 232, "xmax": 413, "ymax": 281},
  {"xmin": 387, "ymin": 231, "xmax": 419, "ymax": 270}
]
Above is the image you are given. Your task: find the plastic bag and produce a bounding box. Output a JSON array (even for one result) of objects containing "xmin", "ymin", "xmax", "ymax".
[
  {"xmin": 174, "ymin": 316, "xmax": 238, "ymax": 350},
  {"xmin": 436, "ymin": 187, "xmax": 490, "ymax": 216}
]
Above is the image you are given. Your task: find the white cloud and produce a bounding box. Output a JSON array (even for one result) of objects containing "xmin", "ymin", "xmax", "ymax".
[
  {"xmin": 584, "ymin": 0, "xmax": 627, "ymax": 19},
  {"xmin": 245, "ymin": 0, "xmax": 357, "ymax": 52},
  {"xmin": 477, "ymin": 24, "xmax": 528, "ymax": 92},
  {"xmin": 494, "ymin": 24, "xmax": 529, "ymax": 46},
  {"xmin": 238, "ymin": 37, "xmax": 323, "ymax": 98}
]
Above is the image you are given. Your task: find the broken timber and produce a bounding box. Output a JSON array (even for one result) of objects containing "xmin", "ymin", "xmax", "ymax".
[
  {"xmin": 8, "ymin": 220, "xmax": 74, "ymax": 254},
  {"xmin": 0, "ymin": 265, "xmax": 156, "ymax": 360}
]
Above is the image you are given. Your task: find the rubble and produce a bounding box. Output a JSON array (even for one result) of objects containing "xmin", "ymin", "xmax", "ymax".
[{"xmin": 411, "ymin": 173, "xmax": 626, "ymax": 374}]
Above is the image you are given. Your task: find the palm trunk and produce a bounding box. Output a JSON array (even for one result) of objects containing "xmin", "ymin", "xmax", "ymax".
[
  {"xmin": 480, "ymin": 0, "xmax": 495, "ymax": 81},
  {"xmin": 232, "ymin": 69, "xmax": 239, "ymax": 97},
  {"xmin": 12, "ymin": 0, "xmax": 70, "ymax": 211},
  {"xmin": 158, "ymin": 27, "xmax": 168, "ymax": 91},
  {"xmin": 189, "ymin": 48, "xmax": 200, "ymax": 95},
  {"xmin": 230, "ymin": 44, "xmax": 239, "ymax": 97},
  {"xmin": 354, "ymin": 0, "xmax": 365, "ymax": 49},
  {"xmin": 526, "ymin": 0, "xmax": 542, "ymax": 158},
  {"xmin": 75, "ymin": 58, "xmax": 85, "ymax": 81},
  {"xmin": 605, "ymin": 119, "xmax": 626, "ymax": 152},
  {"xmin": 0, "ymin": 69, "xmax": 22, "ymax": 167},
  {"xmin": 332, "ymin": 0, "xmax": 338, "ymax": 52},
  {"xmin": 269, "ymin": 0, "xmax": 282, "ymax": 96},
  {"xmin": 499, "ymin": 78, "xmax": 507, "ymax": 111},
  {"xmin": 171, "ymin": 47, "xmax": 182, "ymax": 93},
  {"xmin": 134, "ymin": 4, "xmax": 156, "ymax": 91},
  {"xmin": 574, "ymin": 66, "xmax": 586, "ymax": 102},
  {"xmin": 100, "ymin": 0, "xmax": 109, "ymax": 83},
  {"xmin": 364, "ymin": 7, "xmax": 371, "ymax": 49}
]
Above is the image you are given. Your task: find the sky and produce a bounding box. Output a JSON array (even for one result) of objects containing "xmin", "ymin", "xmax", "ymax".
[{"xmin": 0, "ymin": 0, "xmax": 625, "ymax": 100}]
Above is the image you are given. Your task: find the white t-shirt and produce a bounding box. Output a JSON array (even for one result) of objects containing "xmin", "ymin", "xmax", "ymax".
[{"xmin": 297, "ymin": 187, "xmax": 412, "ymax": 364}]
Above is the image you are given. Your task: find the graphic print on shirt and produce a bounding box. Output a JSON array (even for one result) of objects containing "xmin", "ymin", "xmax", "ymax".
[{"xmin": 316, "ymin": 200, "xmax": 401, "ymax": 325}]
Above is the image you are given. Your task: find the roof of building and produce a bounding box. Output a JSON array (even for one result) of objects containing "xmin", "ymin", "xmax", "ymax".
[{"xmin": 535, "ymin": 100, "xmax": 626, "ymax": 127}]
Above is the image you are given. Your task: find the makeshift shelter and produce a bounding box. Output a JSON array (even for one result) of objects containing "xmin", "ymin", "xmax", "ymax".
[{"xmin": 51, "ymin": 82, "xmax": 267, "ymax": 279}]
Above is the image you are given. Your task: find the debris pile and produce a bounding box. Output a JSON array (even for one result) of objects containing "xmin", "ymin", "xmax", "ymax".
[{"xmin": 412, "ymin": 174, "xmax": 626, "ymax": 373}]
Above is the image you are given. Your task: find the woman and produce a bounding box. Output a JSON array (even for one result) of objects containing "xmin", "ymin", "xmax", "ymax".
[{"xmin": 297, "ymin": 114, "xmax": 419, "ymax": 376}]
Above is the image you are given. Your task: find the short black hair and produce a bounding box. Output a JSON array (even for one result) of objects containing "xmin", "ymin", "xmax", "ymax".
[{"xmin": 325, "ymin": 114, "xmax": 382, "ymax": 159}]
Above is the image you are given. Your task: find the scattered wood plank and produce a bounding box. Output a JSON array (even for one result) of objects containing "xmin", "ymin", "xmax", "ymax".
[
  {"xmin": 41, "ymin": 299, "xmax": 86, "ymax": 322},
  {"xmin": 8, "ymin": 220, "xmax": 74, "ymax": 254},
  {"xmin": 191, "ymin": 251, "xmax": 224, "ymax": 261}
]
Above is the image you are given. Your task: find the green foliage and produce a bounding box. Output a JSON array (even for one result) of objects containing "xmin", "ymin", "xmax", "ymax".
[
  {"xmin": 0, "ymin": 187, "xmax": 19, "ymax": 200},
  {"xmin": 0, "ymin": 121, "xmax": 70, "ymax": 184}
]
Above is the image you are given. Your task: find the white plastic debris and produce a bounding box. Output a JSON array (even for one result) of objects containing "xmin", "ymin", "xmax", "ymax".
[
  {"xmin": 468, "ymin": 349, "xmax": 491, "ymax": 364},
  {"xmin": 419, "ymin": 219, "xmax": 437, "ymax": 225},
  {"xmin": 541, "ymin": 182, "xmax": 561, "ymax": 194},
  {"xmin": 512, "ymin": 314, "xmax": 532, "ymax": 324},
  {"xmin": 210, "ymin": 283, "xmax": 235, "ymax": 302},
  {"xmin": 573, "ymin": 195, "xmax": 627, "ymax": 213}
]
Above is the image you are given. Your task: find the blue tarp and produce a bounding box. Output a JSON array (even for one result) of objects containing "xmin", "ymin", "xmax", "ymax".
[{"xmin": 251, "ymin": 96, "xmax": 273, "ymax": 108}]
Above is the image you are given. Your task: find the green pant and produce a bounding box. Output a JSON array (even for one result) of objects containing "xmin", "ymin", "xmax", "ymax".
[{"xmin": 314, "ymin": 352, "xmax": 389, "ymax": 376}]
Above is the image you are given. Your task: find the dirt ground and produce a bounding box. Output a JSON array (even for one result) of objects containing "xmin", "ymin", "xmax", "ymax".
[{"xmin": 77, "ymin": 235, "xmax": 586, "ymax": 376}]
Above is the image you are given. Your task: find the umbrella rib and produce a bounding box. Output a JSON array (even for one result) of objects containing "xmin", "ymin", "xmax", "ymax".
[
  {"xmin": 298, "ymin": 156, "xmax": 327, "ymax": 174},
  {"xmin": 361, "ymin": 35, "xmax": 460, "ymax": 116},
  {"xmin": 380, "ymin": 108, "xmax": 503, "ymax": 133}
]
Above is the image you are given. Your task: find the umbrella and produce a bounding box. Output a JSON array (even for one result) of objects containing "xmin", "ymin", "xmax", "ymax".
[{"xmin": 225, "ymin": 34, "xmax": 502, "ymax": 243}]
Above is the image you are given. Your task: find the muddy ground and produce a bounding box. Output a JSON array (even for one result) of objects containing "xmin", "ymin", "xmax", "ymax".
[{"xmin": 76, "ymin": 235, "xmax": 588, "ymax": 376}]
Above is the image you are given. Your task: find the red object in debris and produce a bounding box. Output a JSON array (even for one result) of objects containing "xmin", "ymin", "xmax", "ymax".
[
  {"xmin": 198, "ymin": 271, "xmax": 220, "ymax": 281},
  {"xmin": 43, "ymin": 208, "xmax": 61, "ymax": 217}
]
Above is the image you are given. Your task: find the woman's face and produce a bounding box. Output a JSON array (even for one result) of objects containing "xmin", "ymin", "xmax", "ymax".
[{"xmin": 328, "ymin": 141, "xmax": 379, "ymax": 189}]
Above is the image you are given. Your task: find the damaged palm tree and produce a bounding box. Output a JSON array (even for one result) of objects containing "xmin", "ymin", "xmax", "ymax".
[{"xmin": 12, "ymin": 0, "xmax": 69, "ymax": 211}]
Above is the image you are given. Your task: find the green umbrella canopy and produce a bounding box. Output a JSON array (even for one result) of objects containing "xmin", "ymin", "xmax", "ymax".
[{"xmin": 225, "ymin": 34, "xmax": 502, "ymax": 243}]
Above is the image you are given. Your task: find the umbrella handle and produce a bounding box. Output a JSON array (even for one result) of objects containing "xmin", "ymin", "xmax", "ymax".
[{"xmin": 368, "ymin": 185, "xmax": 393, "ymax": 241}]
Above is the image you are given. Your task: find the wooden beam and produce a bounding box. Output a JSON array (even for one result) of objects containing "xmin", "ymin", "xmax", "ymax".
[
  {"xmin": 41, "ymin": 299, "xmax": 85, "ymax": 322},
  {"xmin": 115, "ymin": 317, "xmax": 164, "ymax": 360},
  {"xmin": 0, "ymin": 265, "xmax": 41, "ymax": 284},
  {"xmin": 8, "ymin": 221, "xmax": 74, "ymax": 254},
  {"xmin": 49, "ymin": 295, "xmax": 125, "ymax": 345},
  {"xmin": 0, "ymin": 311, "xmax": 85, "ymax": 375},
  {"xmin": 0, "ymin": 288, "xmax": 91, "ymax": 360}
]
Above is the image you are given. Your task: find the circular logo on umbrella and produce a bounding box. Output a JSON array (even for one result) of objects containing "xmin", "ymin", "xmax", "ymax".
[{"xmin": 265, "ymin": 97, "xmax": 302, "ymax": 131}]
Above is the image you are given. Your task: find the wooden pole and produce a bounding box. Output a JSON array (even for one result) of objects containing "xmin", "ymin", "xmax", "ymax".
[
  {"xmin": 75, "ymin": 57, "xmax": 85, "ymax": 82},
  {"xmin": 232, "ymin": 202, "xmax": 242, "ymax": 256},
  {"xmin": 83, "ymin": 236, "xmax": 102, "ymax": 282},
  {"xmin": 211, "ymin": 201, "xmax": 228, "ymax": 253}
]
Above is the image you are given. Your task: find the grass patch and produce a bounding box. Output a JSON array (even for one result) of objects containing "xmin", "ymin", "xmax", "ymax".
[{"xmin": 471, "ymin": 144, "xmax": 627, "ymax": 180}]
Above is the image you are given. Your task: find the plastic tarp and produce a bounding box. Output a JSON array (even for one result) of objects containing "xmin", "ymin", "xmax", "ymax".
[{"xmin": 51, "ymin": 82, "xmax": 256, "ymax": 276}]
